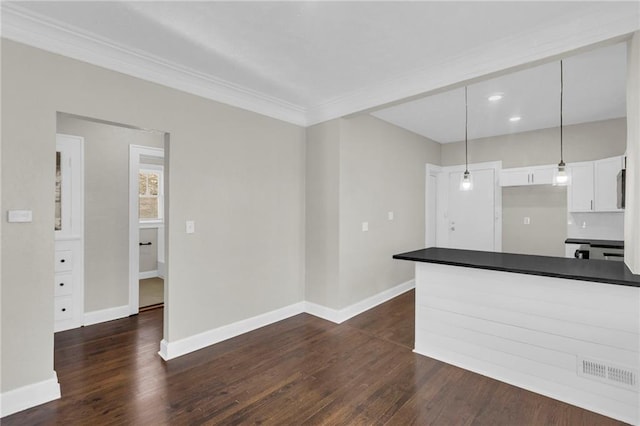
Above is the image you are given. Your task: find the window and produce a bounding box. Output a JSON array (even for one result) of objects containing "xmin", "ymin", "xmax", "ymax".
[{"xmin": 139, "ymin": 166, "xmax": 163, "ymax": 222}]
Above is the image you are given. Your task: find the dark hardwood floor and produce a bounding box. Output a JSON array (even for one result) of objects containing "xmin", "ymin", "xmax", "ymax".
[{"xmin": 4, "ymin": 290, "xmax": 626, "ymax": 425}]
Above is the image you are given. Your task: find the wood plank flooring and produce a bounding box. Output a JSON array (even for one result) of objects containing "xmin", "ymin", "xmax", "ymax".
[{"xmin": 3, "ymin": 290, "xmax": 626, "ymax": 425}]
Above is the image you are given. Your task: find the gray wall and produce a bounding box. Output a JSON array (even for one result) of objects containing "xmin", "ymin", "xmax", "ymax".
[
  {"xmin": 305, "ymin": 120, "xmax": 341, "ymax": 309},
  {"xmin": 57, "ymin": 115, "xmax": 164, "ymax": 312},
  {"xmin": 1, "ymin": 39, "xmax": 305, "ymax": 393},
  {"xmin": 305, "ymin": 115, "xmax": 440, "ymax": 310},
  {"xmin": 441, "ymin": 118, "xmax": 627, "ymax": 256},
  {"xmin": 441, "ymin": 118, "xmax": 627, "ymax": 167}
]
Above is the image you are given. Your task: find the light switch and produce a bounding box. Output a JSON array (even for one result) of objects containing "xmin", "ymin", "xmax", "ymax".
[
  {"xmin": 388, "ymin": 211, "xmax": 394, "ymax": 221},
  {"xmin": 186, "ymin": 220, "xmax": 195, "ymax": 234},
  {"xmin": 523, "ymin": 217, "xmax": 530, "ymax": 225},
  {"xmin": 362, "ymin": 222, "xmax": 369, "ymax": 232},
  {"xmin": 7, "ymin": 210, "xmax": 32, "ymax": 223}
]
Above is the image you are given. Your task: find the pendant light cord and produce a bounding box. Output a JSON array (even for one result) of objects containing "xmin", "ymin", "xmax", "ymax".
[
  {"xmin": 465, "ymin": 86, "xmax": 469, "ymax": 173},
  {"xmin": 559, "ymin": 60, "xmax": 564, "ymax": 166}
]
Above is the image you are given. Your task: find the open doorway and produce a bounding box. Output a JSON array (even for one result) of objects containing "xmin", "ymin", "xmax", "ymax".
[
  {"xmin": 55, "ymin": 113, "xmax": 168, "ymax": 326},
  {"xmin": 131, "ymin": 147, "xmax": 165, "ymax": 312}
]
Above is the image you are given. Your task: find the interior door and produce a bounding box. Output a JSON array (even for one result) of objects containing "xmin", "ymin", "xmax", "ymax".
[{"xmin": 447, "ymin": 168, "xmax": 496, "ymax": 251}]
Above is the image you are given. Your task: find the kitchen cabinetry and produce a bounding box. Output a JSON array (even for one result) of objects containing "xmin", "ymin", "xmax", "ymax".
[
  {"xmin": 500, "ymin": 165, "xmax": 555, "ymax": 187},
  {"xmin": 568, "ymin": 156, "xmax": 623, "ymax": 212}
]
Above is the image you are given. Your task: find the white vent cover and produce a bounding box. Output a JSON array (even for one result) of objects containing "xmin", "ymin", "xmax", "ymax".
[{"xmin": 578, "ymin": 356, "xmax": 638, "ymax": 389}]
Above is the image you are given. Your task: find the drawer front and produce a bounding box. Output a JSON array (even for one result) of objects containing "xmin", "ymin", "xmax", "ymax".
[
  {"xmin": 54, "ymin": 296, "xmax": 73, "ymax": 321},
  {"xmin": 54, "ymin": 273, "xmax": 73, "ymax": 297},
  {"xmin": 55, "ymin": 250, "xmax": 73, "ymax": 272}
]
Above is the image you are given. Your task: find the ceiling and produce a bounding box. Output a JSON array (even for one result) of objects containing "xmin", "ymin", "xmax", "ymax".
[
  {"xmin": 372, "ymin": 42, "xmax": 628, "ymax": 143},
  {"xmin": 2, "ymin": 1, "xmax": 639, "ymax": 130}
]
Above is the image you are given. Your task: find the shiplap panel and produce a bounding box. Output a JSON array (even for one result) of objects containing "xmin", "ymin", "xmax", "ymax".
[
  {"xmin": 417, "ymin": 294, "xmax": 638, "ymax": 351},
  {"xmin": 414, "ymin": 262, "xmax": 640, "ymax": 424},
  {"xmin": 422, "ymin": 280, "xmax": 638, "ymax": 333},
  {"xmin": 416, "ymin": 262, "xmax": 640, "ymax": 313},
  {"xmin": 417, "ymin": 307, "xmax": 639, "ymax": 366}
]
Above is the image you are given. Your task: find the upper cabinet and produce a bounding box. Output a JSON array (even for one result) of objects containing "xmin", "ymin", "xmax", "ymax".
[
  {"xmin": 568, "ymin": 156, "xmax": 624, "ymax": 212},
  {"xmin": 500, "ymin": 165, "xmax": 555, "ymax": 187}
]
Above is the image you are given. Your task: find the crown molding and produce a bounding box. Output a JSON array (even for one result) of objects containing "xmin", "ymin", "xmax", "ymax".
[
  {"xmin": 305, "ymin": 3, "xmax": 640, "ymax": 126},
  {"xmin": 0, "ymin": 3, "xmax": 308, "ymax": 126},
  {"xmin": 2, "ymin": 3, "xmax": 638, "ymax": 128}
]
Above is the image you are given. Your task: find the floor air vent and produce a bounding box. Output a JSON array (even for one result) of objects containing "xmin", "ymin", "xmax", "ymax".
[{"xmin": 578, "ymin": 356, "xmax": 638, "ymax": 389}]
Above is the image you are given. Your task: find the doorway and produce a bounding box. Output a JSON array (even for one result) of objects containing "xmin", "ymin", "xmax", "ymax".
[
  {"xmin": 426, "ymin": 161, "xmax": 502, "ymax": 251},
  {"xmin": 130, "ymin": 147, "xmax": 166, "ymax": 313}
]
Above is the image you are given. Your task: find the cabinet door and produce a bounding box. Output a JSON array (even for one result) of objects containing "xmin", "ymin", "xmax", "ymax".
[
  {"xmin": 594, "ymin": 156, "xmax": 623, "ymax": 211},
  {"xmin": 530, "ymin": 166, "xmax": 555, "ymax": 185},
  {"xmin": 500, "ymin": 168, "xmax": 530, "ymax": 187},
  {"xmin": 569, "ymin": 163, "xmax": 594, "ymax": 212}
]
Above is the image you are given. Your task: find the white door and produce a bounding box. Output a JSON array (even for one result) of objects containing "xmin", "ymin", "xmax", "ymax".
[
  {"xmin": 55, "ymin": 134, "xmax": 84, "ymax": 332},
  {"xmin": 447, "ymin": 168, "xmax": 496, "ymax": 251}
]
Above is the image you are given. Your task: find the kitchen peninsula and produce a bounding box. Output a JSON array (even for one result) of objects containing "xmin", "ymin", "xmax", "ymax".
[{"xmin": 394, "ymin": 247, "xmax": 640, "ymax": 424}]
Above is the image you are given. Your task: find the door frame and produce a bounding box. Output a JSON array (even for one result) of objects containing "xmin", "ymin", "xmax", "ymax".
[
  {"xmin": 426, "ymin": 161, "xmax": 502, "ymax": 251},
  {"xmin": 129, "ymin": 145, "xmax": 165, "ymax": 315}
]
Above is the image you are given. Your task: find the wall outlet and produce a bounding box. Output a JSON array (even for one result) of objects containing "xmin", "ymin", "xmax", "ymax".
[
  {"xmin": 388, "ymin": 211, "xmax": 394, "ymax": 221},
  {"xmin": 362, "ymin": 222, "xmax": 369, "ymax": 232},
  {"xmin": 523, "ymin": 217, "xmax": 530, "ymax": 225},
  {"xmin": 186, "ymin": 220, "xmax": 195, "ymax": 234}
]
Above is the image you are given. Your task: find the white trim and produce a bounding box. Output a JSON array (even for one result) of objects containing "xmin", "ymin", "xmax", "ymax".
[
  {"xmin": 139, "ymin": 270, "xmax": 159, "ymax": 280},
  {"xmin": 2, "ymin": 3, "xmax": 637, "ymax": 127},
  {"xmin": 158, "ymin": 302, "xmax": 306, "ymax": 360},
  {"xmin": 129, "ymin": 145, "xmax": 164, "ymax": 316},
  {"xmin": 157, "ymin": 261, "xmax": 166, "ymax": 279},
  {"xmin": 0, "ymin": 372, "xmax": 60, "ymax": 418},
  {"xmin": 139, "ymin": 222, "xmax": 164, "ymax": 229},
  {"xmin": 304, "ymin": 279, "xmax": 415, "ymax": 324},
  {"xmin": 83, "ymin": 305, "xmax": 130, "ymax": 326}
]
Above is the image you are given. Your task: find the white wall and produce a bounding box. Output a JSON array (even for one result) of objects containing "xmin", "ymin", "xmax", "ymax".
[
  {"xmin": 625, "ymin": 33, "xmax": 640, "ymax": 273},
  {"xmin": 1, "ymin": 40, "xmax": 305, "ymax": 396}
]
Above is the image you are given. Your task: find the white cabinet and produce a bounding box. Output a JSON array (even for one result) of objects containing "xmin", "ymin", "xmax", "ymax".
[
  {"xmin": 500, "ymin": 165, "xmax": 555, "ymax": 187},
  {"xmin": 568, "ymin": 156, "xmax": 623, "ymax": 212}
]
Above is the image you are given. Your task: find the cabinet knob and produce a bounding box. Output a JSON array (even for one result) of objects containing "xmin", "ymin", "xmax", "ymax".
[
  {"xmin": 61, "ymin": 308, "xmax": 66, "ymax": 312},
  {"xmin": 59, "ymin": 282, "xmax": 64, "ymax": 287},
  {"xmin": 60, "ymin": 259, "xmax": 66, "ymax": 263}
]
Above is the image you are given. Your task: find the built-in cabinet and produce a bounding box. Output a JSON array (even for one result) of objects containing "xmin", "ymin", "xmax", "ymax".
[
  {"xmin": 568, "ymin": 156, "xmax": 624, "ymax": 212},
  {"xmin": 55, "ymin": 134, "xmax": 84, "ymax": 332},
  {"xmin": 499, "ymin": 165, "xmax": 555, "ymax": 187}
]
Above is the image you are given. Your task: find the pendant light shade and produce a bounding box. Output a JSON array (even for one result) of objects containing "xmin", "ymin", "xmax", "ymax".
[
  {"xmin": 459, "ymin": 86, "xmax": 473, "ymax": 191},
  {"xmin": 553, "ymin": 60, "xmax": 568, "ymax": 186}
]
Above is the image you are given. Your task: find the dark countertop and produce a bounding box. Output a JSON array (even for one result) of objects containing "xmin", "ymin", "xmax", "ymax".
[
  {"xmin": 393, "ymin": 247, "xmax": 640, "ymax": 288},
  {"xmin": 564, "ymin": 238, "xmax": 624, "ymax": 249}
]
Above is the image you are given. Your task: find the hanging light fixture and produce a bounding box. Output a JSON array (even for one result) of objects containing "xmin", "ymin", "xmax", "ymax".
[
  {"xmin": 460, "ymin": 86, "xmax": 473, "ymax": 191},
  {"xmin": 554, "ymin": 60, "xmax": 569, "ymax": 186}
]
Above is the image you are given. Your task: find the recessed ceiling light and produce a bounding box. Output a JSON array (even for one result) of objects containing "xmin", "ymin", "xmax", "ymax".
[
  {"xmin": 509, "ymin": 116, "xmax": 521, "ymax": 122},
  {"xmin": 488, "ymin": 94, "xmax": 503, "ymax": 102}
]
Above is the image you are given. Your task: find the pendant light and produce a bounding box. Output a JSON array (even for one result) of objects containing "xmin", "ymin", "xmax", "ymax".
[
  {"xmin": 460, "ymin": 86, "xmax": 473, "ymax": 191},
  {"xmin": 554, "ymin": 60, "xmax": 568, "ymax": 186}
]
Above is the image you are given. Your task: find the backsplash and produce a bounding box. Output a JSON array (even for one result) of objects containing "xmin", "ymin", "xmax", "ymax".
[{"xmin": 567, "ymin": 212, "xmax": 624, "ymax": 240}]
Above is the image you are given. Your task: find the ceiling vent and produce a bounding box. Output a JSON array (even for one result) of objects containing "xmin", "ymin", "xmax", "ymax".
[{"xmin": 578, "ymin": 356, "xmax": 638, "ymax": 390}]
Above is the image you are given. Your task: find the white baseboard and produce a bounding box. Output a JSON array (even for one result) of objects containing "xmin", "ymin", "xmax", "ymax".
[
  {"xmin": 305, "ymin": 279, "xmax": 415, "ymax": 324},
  {"xmin": 0, "ymin": 372, "xmax": 60, "ymax": 418},
  {"xmin": 159, "ymin": 279, "xmax": 415, "ymax": 361},
  {"xmin": 159, "ymin": 302, "xmax": 306, "ymax": 360},
  {"xmin": 139, "ymin": 270, "xmax": 159, "ymax": 280},
  {"xmin": 84, "ymin": 305, "xmax": 130, "ymax": 326}
]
